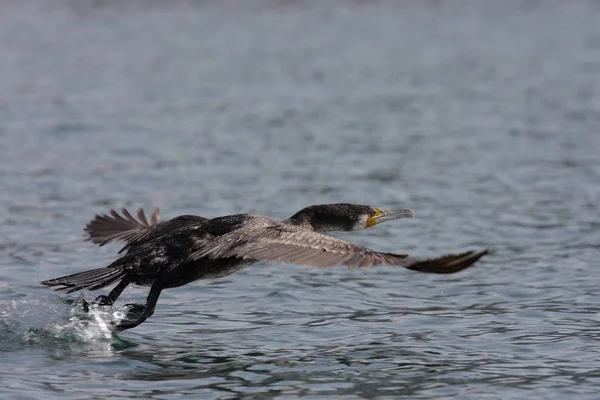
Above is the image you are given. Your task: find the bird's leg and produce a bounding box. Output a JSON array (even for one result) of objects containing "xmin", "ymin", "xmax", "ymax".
[
  {"xmin": 112, "ymin": 283, "xmax": 163, "ymax": 332},
  {"xmin": 94, "ymin": 279, "xmax": 131, "ymax": 306}
]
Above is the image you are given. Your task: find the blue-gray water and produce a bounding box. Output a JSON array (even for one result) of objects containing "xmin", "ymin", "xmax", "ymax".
[{"xmin": 1, "ymin": 1, "xmax": 599, "ymax": 398}]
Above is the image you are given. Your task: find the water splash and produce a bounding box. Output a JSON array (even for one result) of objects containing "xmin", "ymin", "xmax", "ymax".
[
  {"xmin": 0, "ymin": 294, "xmax": 128, "ymax": 350},
  {"xmin": 42, "ymin": 303, "xmax": 117, "ymax": 341}
]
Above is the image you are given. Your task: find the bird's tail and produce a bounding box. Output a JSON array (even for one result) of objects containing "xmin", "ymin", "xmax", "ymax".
[{"xmin": 40, "ymin": 266, "xmax": 126, "ymax": 293}]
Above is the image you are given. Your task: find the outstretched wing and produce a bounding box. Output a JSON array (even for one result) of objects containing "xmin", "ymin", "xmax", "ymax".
[
  {"xmin": 85, "ymin": 208, "xmax": 160, "ymax": 246},
  {"xmin": 85, "ymin": 208, "xmax": 208, "ymax": 253},
  {"xmin": 188, "ymin": 225, "xmax": 487, "ymax": 273}
]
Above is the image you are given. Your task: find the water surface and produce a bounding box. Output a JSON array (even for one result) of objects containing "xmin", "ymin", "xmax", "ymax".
[{"xmin": 1, "ymin": 1, "xmax": 600, "ymax": 399}]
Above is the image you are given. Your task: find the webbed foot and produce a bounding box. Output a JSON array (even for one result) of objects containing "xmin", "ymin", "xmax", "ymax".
[
  {"xmin": 111, "ymin": 303, "xmax": 154, "ymax": 332},
  {"xmin": 94, "ymin": 295, "xmax": 114, "ymax": 306}
]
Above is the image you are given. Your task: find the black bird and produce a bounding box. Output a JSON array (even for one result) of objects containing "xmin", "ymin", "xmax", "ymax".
[{"xmin": 41, "ymin": 204, "xmax": 488, "ymax": 331}]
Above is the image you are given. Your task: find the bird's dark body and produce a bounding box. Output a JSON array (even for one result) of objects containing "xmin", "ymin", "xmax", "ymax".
[
  {"xmin": 113, "ymin": 214, "xmax": 207, "ymax": 253},
  {"xmin": 41, "ymin": 203, "xmax": 488, "ymax": 332},
  {"xmin": 113, "ymin": 215, "xmax": 257, "ymax": 288}
]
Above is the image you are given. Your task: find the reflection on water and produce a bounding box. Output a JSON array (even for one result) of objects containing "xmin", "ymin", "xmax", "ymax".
[{"xmin": 1, "ymin": 0, "xmax": 600, "ymax": 398}]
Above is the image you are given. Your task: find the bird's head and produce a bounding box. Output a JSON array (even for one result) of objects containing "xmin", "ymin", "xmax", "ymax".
[{"xmin": 286, "ymin": 203, "xmax": 415, "ymax": 233}]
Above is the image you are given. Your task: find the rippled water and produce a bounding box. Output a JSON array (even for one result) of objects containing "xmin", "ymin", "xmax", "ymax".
[{"xmin": 1, "ymin": 1, "xmax": 600, "ymax": 398}]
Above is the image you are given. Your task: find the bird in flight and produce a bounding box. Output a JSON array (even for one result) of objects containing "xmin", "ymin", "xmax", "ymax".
[{"xmin": 41, "ymin": 203, "xmax": 487, "ymax": 331}]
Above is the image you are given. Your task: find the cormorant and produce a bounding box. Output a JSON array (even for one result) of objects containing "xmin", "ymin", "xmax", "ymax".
[{"xmin": 41, "ymin": 203, "xmax": 488, "ymax": 331}]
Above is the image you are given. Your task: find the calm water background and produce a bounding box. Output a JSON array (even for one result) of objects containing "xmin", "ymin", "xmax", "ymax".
[{"xmin": 1, "ymin": 1, "xmax": 599, "ymax": 398}]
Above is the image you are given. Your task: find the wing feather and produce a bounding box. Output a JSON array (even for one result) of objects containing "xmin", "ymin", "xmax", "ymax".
[
  {"xmin": 137, "ymin": 208, "xmax": 150, "ymax": 226},
  {"xmin": 85, "ymin": 207, "xmax": 208, "ymax": 253},
  {"xmin": 85, "ymin": 207, "xmax": 160, "ymax": 246},
  {"xmin": 187, "ymin": 224, "xmax": 485, "ymax": 274}
]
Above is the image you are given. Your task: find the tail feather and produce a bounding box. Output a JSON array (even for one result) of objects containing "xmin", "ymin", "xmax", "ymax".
[{"xmin": 40, "ymin": 266, "xmax": 126, "ymax": 293}]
